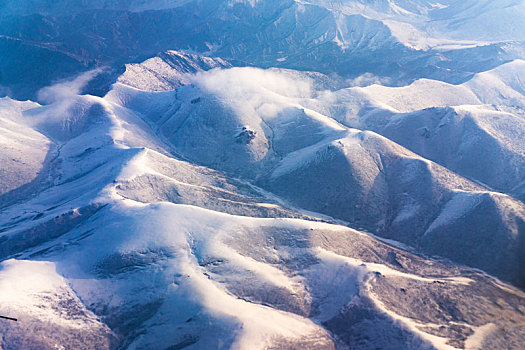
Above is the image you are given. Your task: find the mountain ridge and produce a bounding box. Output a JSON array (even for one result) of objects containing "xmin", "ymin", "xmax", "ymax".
[{"xmin": 1, "ymin": 2, "xmax": 525, "ymax": 349}]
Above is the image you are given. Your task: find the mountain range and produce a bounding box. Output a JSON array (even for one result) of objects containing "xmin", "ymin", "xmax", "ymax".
[{"xmin": 0, "ymin": 1, "xmax": 524, "ymax": 349}]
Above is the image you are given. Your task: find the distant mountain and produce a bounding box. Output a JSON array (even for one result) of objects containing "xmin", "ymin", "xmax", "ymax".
[{"xmin": 1, "ymin": 0, "xmax": 524, "ymax": 99}]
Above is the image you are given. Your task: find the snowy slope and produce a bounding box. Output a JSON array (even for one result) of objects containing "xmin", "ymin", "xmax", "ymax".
[
  {"xmin": 1, "ymin": 2, "xmax": 525, "ymax": 349},
  {"xmin": 117, "ymin": 50, "xmax": 231, "ymax": 92},
  {"xmin": 104, "ymin": 63, "xmax": 525, "ymax": 289},
  {"xmin": 1, "ymin": 78, "xmax": 525, "ymax": 348},
  {"xmin": 315, "ymin": 60, "xmax": 525, "ymax": 198},
  {"xmin": 305, "ymin": 0, "xmax": 525, "ymax": 47},
  {"xmin": 0, "ymin": 98, "xmax": 47, "ymax": 198},
  {"xmin": 369, "ymin": 106, "xmax": 525, "ymax": 198},
  {"xmin": 323, "ymin": 60, "xmax": 525, "ymax": 115}
]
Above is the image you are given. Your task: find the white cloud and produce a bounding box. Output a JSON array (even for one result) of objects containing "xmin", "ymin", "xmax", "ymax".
[
  {"xmin": 37, "ymin": 68, "xmax": 103, "ymax": 104},
  {"xmin": 345, "ymin": 72, "xmax": 392, "ymax": 87},
  {"xmin": 190, "ymin": 67, "xmax": 313, "ymax": 101}
]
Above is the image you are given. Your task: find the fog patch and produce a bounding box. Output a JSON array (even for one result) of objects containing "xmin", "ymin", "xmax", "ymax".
[
  {"xmin": 345, "ymin": 73, "xmax": 392, "ymax": 87},
  {"xmin": 25, "ymin": 68, "xmax": 109, "ymax": 141},
  {"xmin": 190, "ymin": 67, "xmax": 314, "ymax": 101},
  {"xmin": 37, "ymin": 69, "xmax": 104, "ymax": 105}
]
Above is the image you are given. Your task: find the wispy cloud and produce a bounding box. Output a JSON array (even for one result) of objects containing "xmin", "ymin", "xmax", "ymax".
[
  {"xmin": 345, "ymin": 73, "xmax": 392, "ymax": 87},
  {"xmin": 37, "ymin": 68, "xmax": 103, "ymax": 104},
  {"xmin": 191, "ymin": 67, "xmax": 313, "ymax": 100}
]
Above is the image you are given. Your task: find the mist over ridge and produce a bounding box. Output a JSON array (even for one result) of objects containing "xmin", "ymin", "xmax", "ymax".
[{"xmin": 0, "ymin": 1, "xmax": 524, "ymax": 349}]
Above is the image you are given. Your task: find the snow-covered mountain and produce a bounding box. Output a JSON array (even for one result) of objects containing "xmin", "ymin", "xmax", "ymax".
[
  {"xmin": 1, "ymin": 0, "xmax": 524, "ymax": 99},
  {"xmin": 109, "ymin": 62, "xmax": 525, "ymax": 288},
  {"xmin": 1, "ymin": 1, "xmax": 525, "ymax": 349}
]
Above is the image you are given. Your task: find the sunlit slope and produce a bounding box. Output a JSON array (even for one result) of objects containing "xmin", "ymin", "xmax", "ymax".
[
  {"xmin": 108, "ymin": 61, "xmax": 525, "ymax": 288},
  {"xmin": 2, "ymin": 70, "xmax": 525, "ymax": 349},
  {"xmin": 0, "ymin": 95, "xmax": 523, "ymax": 347},
  {"xmin": 311, "ymin": 61, "xmax": 525, "ymax": 204},
  {"xmin": 0, "ymin": 59, "xmax": 524, "ymax": 348}
]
